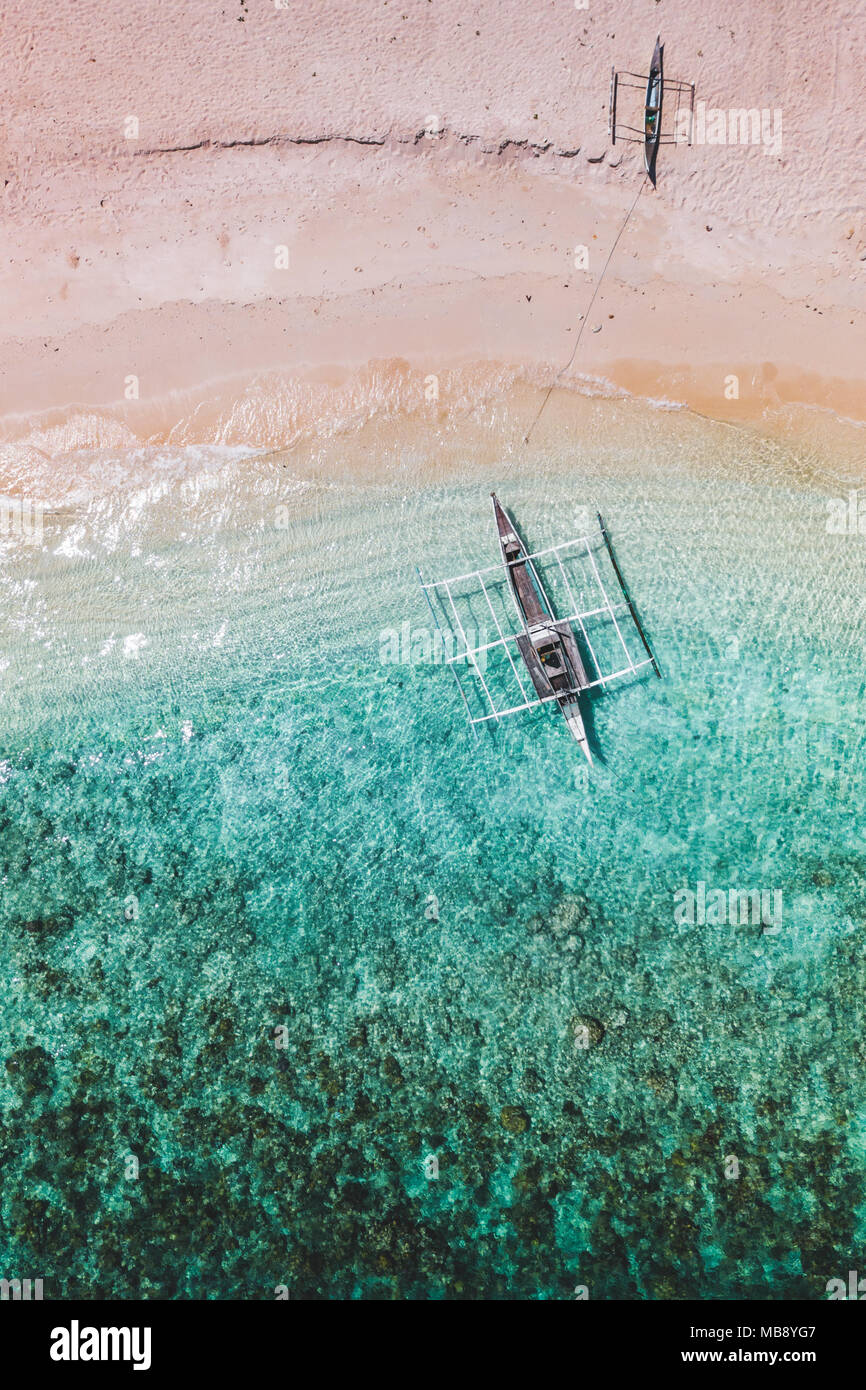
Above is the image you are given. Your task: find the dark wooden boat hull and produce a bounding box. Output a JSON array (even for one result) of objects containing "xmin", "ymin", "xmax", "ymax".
[{"xmin": 515, "ymin": 633, "xmax": 556, "ymax": 700}]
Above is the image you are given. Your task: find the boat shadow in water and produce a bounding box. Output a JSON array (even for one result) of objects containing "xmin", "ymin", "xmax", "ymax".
[{"xmin": 579, "ymin": 669, "xmax": 658, "ymax": 767}]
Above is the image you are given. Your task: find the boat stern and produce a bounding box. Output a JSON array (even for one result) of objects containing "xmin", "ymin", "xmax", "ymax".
[{"xmin": 562, "ymin": 699, "xmax": 593, "ymax": 764}]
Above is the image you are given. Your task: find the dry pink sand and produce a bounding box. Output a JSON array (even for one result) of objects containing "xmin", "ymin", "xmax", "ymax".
[{"xmin": 1, "ymin": 0, "xmax": 864, "ymax": 454}]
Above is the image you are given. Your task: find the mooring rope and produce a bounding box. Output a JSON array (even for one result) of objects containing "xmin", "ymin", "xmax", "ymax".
[{"xmin": 518, "ymin": 173, "xmax": 648, "ymax": 453}]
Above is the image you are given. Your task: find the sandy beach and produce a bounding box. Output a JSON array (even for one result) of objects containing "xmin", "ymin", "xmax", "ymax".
[{"xmin": 1, "ymin": 0, "xmax": 864, "ymax": 461}]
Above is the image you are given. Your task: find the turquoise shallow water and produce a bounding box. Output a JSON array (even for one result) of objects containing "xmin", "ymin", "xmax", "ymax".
[{"xmin": 1, "ymin": 398, "xmax": 864, "ymax": 1298}]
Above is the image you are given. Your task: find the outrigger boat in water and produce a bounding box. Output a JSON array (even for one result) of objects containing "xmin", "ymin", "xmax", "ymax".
[
  {"xmin": 491, "ymin": 493, "xmax": 593, "ymax": 759},
  {"xmin": 418, "ymin": 498, "xmax": 661, "ymax": 759}
]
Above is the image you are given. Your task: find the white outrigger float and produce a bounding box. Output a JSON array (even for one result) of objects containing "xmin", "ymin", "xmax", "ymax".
[{"xmin": 418, "ymin": 496, "xmax": 660, "ymax": 760}]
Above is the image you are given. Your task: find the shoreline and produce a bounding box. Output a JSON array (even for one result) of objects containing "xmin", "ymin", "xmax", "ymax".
[
  {"xmin": 2, "ymin": 355, "xmax": 863, "ymax": 496},
  {"xmin": 4, "ymin": 372, "xmax": 862, "ymax": 518},
  {"xmin": 2, "ymin": 175, "xmax": 863, "ymax": 441},
  {"xmin": 2, "ymin": 187, "xmax": 862, "ymax": 463}
]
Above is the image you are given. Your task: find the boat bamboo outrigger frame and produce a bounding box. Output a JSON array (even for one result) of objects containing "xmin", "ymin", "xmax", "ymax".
[
  {"xmin": 609, "ymin": 36, "xmax": 695, "ymax": 185},
  {"xmin": 418, "ymin": 497, "xmax": 661, "ymax": 760}
]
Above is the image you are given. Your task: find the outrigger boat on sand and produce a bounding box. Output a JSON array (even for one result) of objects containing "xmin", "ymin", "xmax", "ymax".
[
  {"xmin": 418, "ymin": 497, "xmax": 661, "ymax": 759},
  {"xmin": 644, "ymin": 37, "xmax": 663, "ymax": 186},
  {"xmin": 609, "ymin": 37, "xmax": 695, "ymax": 186}
]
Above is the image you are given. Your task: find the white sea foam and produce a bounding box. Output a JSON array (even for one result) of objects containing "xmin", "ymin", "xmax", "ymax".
[{"xmin": 123, "ymin": 634, "xmax": 148, "ymax": 659}]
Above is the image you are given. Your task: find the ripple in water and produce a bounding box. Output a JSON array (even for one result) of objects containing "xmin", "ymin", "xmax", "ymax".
[{"xmin": 0, "ymin": 393, "xmax": 863, "ymax": 1298}]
